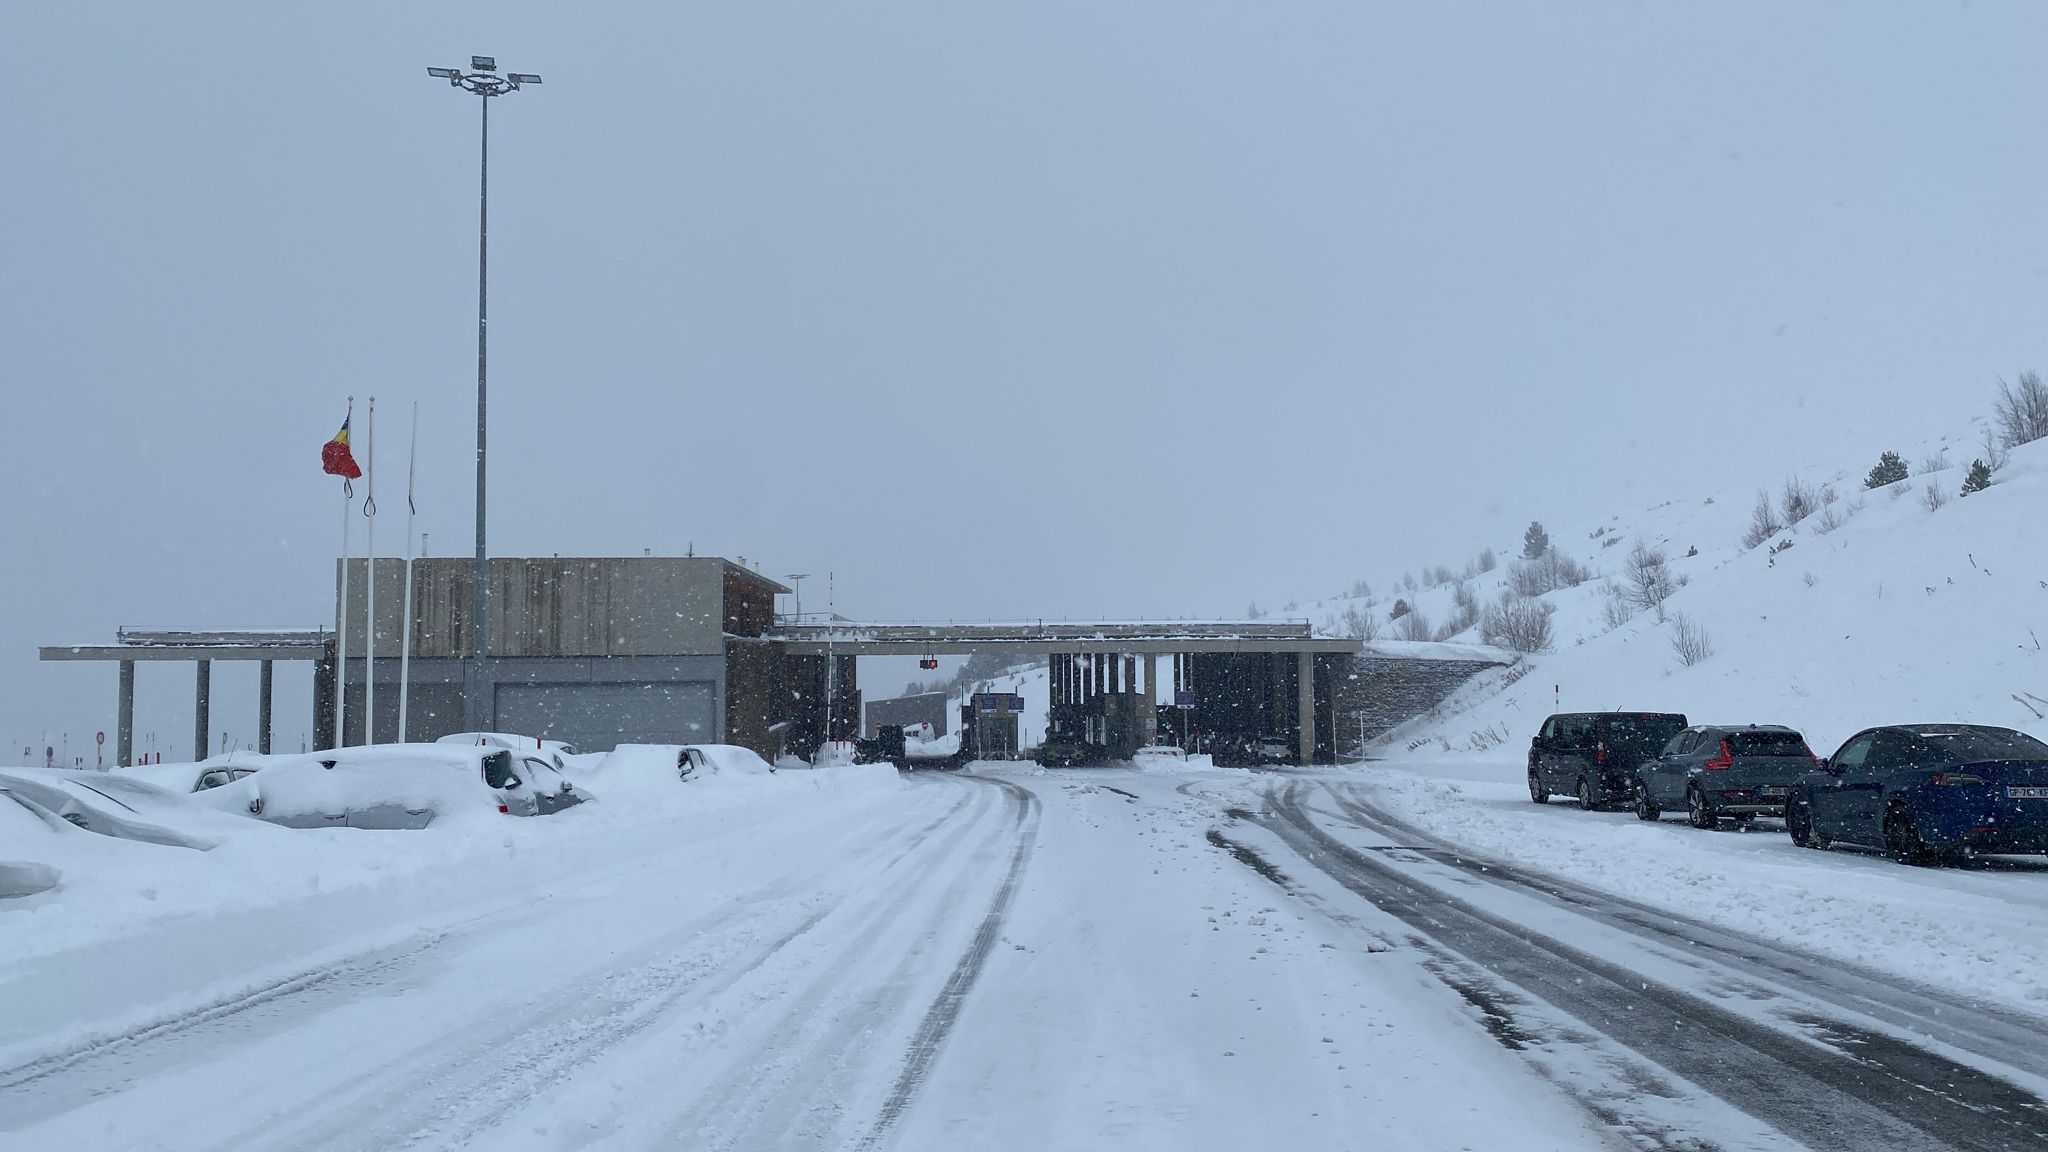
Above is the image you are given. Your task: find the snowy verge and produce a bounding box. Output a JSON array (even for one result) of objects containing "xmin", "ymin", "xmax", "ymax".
[
  {"xmin": 0, "ymin": 762, "xmax": 900, "ymax": 971},
  {"xmin": 1343, "ymin": 758, "xmax": 2048, "ymax": 1017}
]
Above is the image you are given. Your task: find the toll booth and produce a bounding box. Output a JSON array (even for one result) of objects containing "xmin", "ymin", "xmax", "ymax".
[{"xmin": 962, "ymin": 692, "xmax": 1024, "ymax": 759}]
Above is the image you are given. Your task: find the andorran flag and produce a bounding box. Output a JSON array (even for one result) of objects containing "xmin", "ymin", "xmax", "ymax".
[{"xmin": 321, "ymin": 414, "xmax": 363, "ymax": 479}]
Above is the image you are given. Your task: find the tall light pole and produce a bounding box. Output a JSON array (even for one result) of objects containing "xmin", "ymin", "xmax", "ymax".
[
  {"xmin": 785, "ymin": 573, "xmax": 809, "ymax": 624},
  {"xmin": 426, "ymin": 56, "xmax": 541, "ymax": 730}
]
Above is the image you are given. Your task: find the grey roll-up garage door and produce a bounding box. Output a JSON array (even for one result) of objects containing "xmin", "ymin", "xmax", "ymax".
[{"xmin": 494, "ymin": 681, "xmax": 716, "ymax": 752}]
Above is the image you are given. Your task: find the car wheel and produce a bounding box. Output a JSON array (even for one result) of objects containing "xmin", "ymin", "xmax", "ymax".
[
  {"xmin": 1577, "ymin": 776, "xmax": 1602, "ymax": 812},
  {"xmin": 1686, "ymin": 787, "xmax": 1718, "ymax": 830},
  {"xmin": 1883, "ymin": 804, "xmax": 1936, "ymax": 866},
  {"xmin": 1528, "ymin": 767, "xmax": 1549, "ymax": 805},
  {"xmin": 1786, "ymin": 796, "xmax": 1821, "ymax": 848},
  {"xmin": 1633, "ymin": 779, "xmax": 1660, "ymax": 821}
]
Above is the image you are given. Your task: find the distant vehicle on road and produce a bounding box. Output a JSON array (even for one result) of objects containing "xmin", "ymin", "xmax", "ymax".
[
  {"xmin": 1133, "ymin": 744, "xmax": 1187, "ymax": 764},
  {"xmin": 1633, "ymin": 724, "xmax": 1818, "ymax": 828},
  {"xmin": 1786, "ymin": 724, "xmax": 2048, "ymax": 863},
  {"xmin": 195, "ymin": 744, "xmax": 585, "ymax": 830},
  {"xmin": 1529, "ymin": 712, "xmax": 1689, "ymax": 810}
]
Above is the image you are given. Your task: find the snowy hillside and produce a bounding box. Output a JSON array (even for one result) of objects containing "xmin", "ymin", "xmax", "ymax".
[{"xmin": 1293, "ymin": 424, "xmax": 2048, "ymax": 758}]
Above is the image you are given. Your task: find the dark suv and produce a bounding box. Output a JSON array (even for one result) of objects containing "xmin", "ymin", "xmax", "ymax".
[{"xmin": 1529, "ymin": 712, "xmax": 1689, "ymax": 810}]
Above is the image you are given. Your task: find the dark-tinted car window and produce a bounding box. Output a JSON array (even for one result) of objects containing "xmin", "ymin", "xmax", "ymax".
[
  {"xmin": 1558, "ymin": 717, "xmax": 1595, "ymax": 744},
  {"xmin": 1865, "ymin": 731, "xmax": 1922, "ymax": 770},
  {"xmin": 1729, "ymin": 731, "xmax": 1810, "ymax": 755},
  {"xmin": 482, "ymin": 751, "xmax": 516, "ymax": 789},
  {"xmin": 1594, "ymin": 715, "xmax": 1688, "ymax": 748},
  {"xmin": 1915, "ymin": 729, "xmax": 2048, "ymax": 764},
  {"xmin": 1660, "ymin": 731, "xmax": 1696, "ymax": 757},
  {"xmin": 1832, "ymin": 733, "xmax": 1875, "ymax": 770}
]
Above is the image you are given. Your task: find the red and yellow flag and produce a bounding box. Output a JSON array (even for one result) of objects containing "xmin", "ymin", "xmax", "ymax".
[{"xmin": 322, "ymin": 414, "xmax": 362, "ymax": 479}]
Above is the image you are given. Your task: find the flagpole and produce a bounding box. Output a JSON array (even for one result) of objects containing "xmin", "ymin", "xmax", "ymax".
[
  {"xmin": 364, "ymin": 396, "xmax": 378, "ymax": 746},
  {"xmin": 335, "ymin": 396, "xmax": 353, "ymax": 750},
  {"xmin": 399, "ymin": 401, "xmax": 418, "ymax": 743}
]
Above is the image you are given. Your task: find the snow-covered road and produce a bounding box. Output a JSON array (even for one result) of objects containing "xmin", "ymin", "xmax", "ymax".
[{"xmin": 4, "ymin": 762, "xmax": 2044, "ymax": 1151}]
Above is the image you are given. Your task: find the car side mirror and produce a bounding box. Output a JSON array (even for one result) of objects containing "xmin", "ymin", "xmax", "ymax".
[{"xmin": 1822, "ymin": 762, "xmax": 1842, "ymax": 777}]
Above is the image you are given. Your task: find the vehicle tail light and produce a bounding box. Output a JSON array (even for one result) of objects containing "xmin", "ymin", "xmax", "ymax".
[
  {"xmin": 497, "ymin": 803, "xmax": 509, "ymax": 813},
  {"xmin": 1704, "ymin": 740, "xmax": 1733, "ymax": 770},
  {"xmin": 1930, "ymin": 772, "xmax": 1986, "ymax": 787},
  {"xmin": 1595, "ymin": 742, "xmax": 1607, "ymax": 764}
]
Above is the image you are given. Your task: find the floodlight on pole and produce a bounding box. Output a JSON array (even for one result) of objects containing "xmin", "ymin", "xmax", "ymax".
[
  {"xmin": 425, "ymin": 57, "xmax": 541, "ymax": 732},
  {"xmin": 785, "ymin": 573, "xmax": 809, "ymax": 623}
]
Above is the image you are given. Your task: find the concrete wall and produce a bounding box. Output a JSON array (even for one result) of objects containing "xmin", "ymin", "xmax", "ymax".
[
  {"xmin": 1333, "ymin": 655, "xmax": 1507, "ymax": 753},
  {"xmin": 863, "ymin": 692, "xmax": 950, "ymax": 737},
  {"xmin": 338, "ymin": 557, "xmax": 733, "ymax": 661},
  {"xmin": 341, "ymin": 654, "xmax": 724, "ymax": 749}
]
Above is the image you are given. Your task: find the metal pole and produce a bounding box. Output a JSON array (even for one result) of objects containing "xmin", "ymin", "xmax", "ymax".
[
  {"xmin": 469, "ymin": 90, "xmax": 491, "ymax": 732},
  {"xmin": 336, "ymin": 466, "xmax": 351, "ymax": 748},
  {"xmin": 399, "ymin": 400, "xmax": 418, "ymax": 743},
  {"xmin": 364, "ymin": 396, "xmax": 377, "ymax": 744}
]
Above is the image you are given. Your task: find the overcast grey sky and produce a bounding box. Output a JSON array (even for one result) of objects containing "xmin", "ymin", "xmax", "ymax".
[{"xmin": 4, "ymin": 2, "xmax": 2044, "ymax": 754}]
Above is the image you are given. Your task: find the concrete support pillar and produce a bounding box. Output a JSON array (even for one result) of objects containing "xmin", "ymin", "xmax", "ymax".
[
  {"xmin": 195, "ymin": 659, "xmax": 212, "ymax": 761},
  {"xmin": 1139, "ymin": 654, "xmax": 1157, "ymax": 744},
  {"xmin": 1297, "ymin": 649, "xmax": 1316, "ymax": 765},
  {"xmin": 117, "ymin": 660, "xmax": 135, "ymax": 767},
  {"xmin": 258, "ymin": 660, "xmax": 274, "ymax": 754}
]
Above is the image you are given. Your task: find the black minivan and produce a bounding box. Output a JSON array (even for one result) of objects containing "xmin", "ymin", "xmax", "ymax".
[{"xmin": 1530, "ymin": 712, "xmax": 1689, "ymax": 810}]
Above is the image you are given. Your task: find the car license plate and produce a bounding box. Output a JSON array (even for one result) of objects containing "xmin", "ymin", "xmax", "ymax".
[
  {"xmin": 1760, "ymin": 785, "xmax": 1789, "ymax": 798},
  {"xmin": 2009, "ymin": 787, "xmax": 2048, "ymax": 800}
]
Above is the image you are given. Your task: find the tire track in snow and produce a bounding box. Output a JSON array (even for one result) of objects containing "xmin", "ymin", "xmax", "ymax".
[
  {"xmin": 1260, "ymin": 783, "xmax": 2047, "ymax": 1152},
  {"xmin": 636, "ymin": 777, "xmax": 1017, "ymax": 1151},
  {"xmin": 230, "ymin": 776, "xmax": 986, "ymax": 1152},
  {"xmin": 1323, "ymin": 782, "xmax": 2048, "ymax": 1084},
  {"xmin": 857, "ymin": 774, "xmax": 1041, "ymax": 1151},
  {"xmin": 0, "ymin": 787, "xmax": 946, "ymax": 1115}
]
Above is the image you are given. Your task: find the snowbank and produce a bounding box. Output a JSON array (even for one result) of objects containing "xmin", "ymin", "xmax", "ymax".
[{"xmin": 0, "ymin": 753, "xmax": 901, "ymax": 970}]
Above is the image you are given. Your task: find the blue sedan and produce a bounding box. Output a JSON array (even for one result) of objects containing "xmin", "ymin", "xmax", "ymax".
[{"xmin": 1786, "ymin": 724, "xmax": 2048, "ymax": 864}]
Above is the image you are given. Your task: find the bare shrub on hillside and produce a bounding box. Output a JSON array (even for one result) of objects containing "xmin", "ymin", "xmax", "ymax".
[
  {"xmin": 1980, "ymin": 426, "xmax": 2011, "ymax": 473},
  {"xmin": 1347, "ymin": 579, "xmax": 1373, "ymax": 599},
  {"xmin": 1742, "ymin": 489, "xmax": 1783, "ymax": 549},
  {"xmin": 1810, "ymin": 501, "xmax": 1848, "ymax": 535},
  {"xmin": 1625, "ymin": 539, "xmax": 1675, "ymax": 611},
  {"xmin": 1508, "ymin": 551, "xmax": 1591, "ymax": 597},
  {"xmin": 1923, "ymin": 482, "xmax": 1949, "ymax": 512},
  {"xmin": 1779, "ymin": 476, "xmax": 1819, "ymax": 526},
  {"xmin": 1435, "ymin": 583, "xmax": 1480, "ymax": 640},
  {"xmin": 1670, "ymin": 612, "xmax": 1714, "ymax": 667},
  {"xmin": 1889, "ymin": 482, "xmax": 1910, "ymax": 501},
  {"xmin": 1600, "ymin": 582, "xmax": 1634, "ymax": 630},
  {"xmin": 1476, "ymin": 548, "xmax": 1497, "ymax": 573},
  {"xmin": 1482, "ymin": 591, "xmax": 1555, "ymax": 654},
  {"xmin": 1428, "ymin": 564, "xmax": 1455, "ymax": 587},
  {"xmin": 1340, "ymin": 605, "xmax": 1381, "ymax": 643},
  {"xmin": 1395, "ymin": 608, "xmax": 1435, "ymax": 642},
  {"xmin": 1993, "ymin": 371, "xmax": 2048, "ymax": 447},
  {"xmin": 1919, "ymin": 447, "xmax": 1950, "ymax": 475}
]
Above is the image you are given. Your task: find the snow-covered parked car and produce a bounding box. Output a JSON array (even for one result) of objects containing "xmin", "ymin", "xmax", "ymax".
[
  {"xmin": 193, "ymin": 744, "xmax": 587, "ymax": 830},
  {"xmin": 436, "ymin": 731, "xmax": 584, "ymax": 771},
  {"xmin": 1133, "ymin": 744, "xmax": 1188, "ymax": 764},
  {"xmin": 114, "ymin": 752, "xmax": 293, "ymax": 794},
  {"xmin": 0, "ymin": 767, "xmax": 271, "ymax": 850}
]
